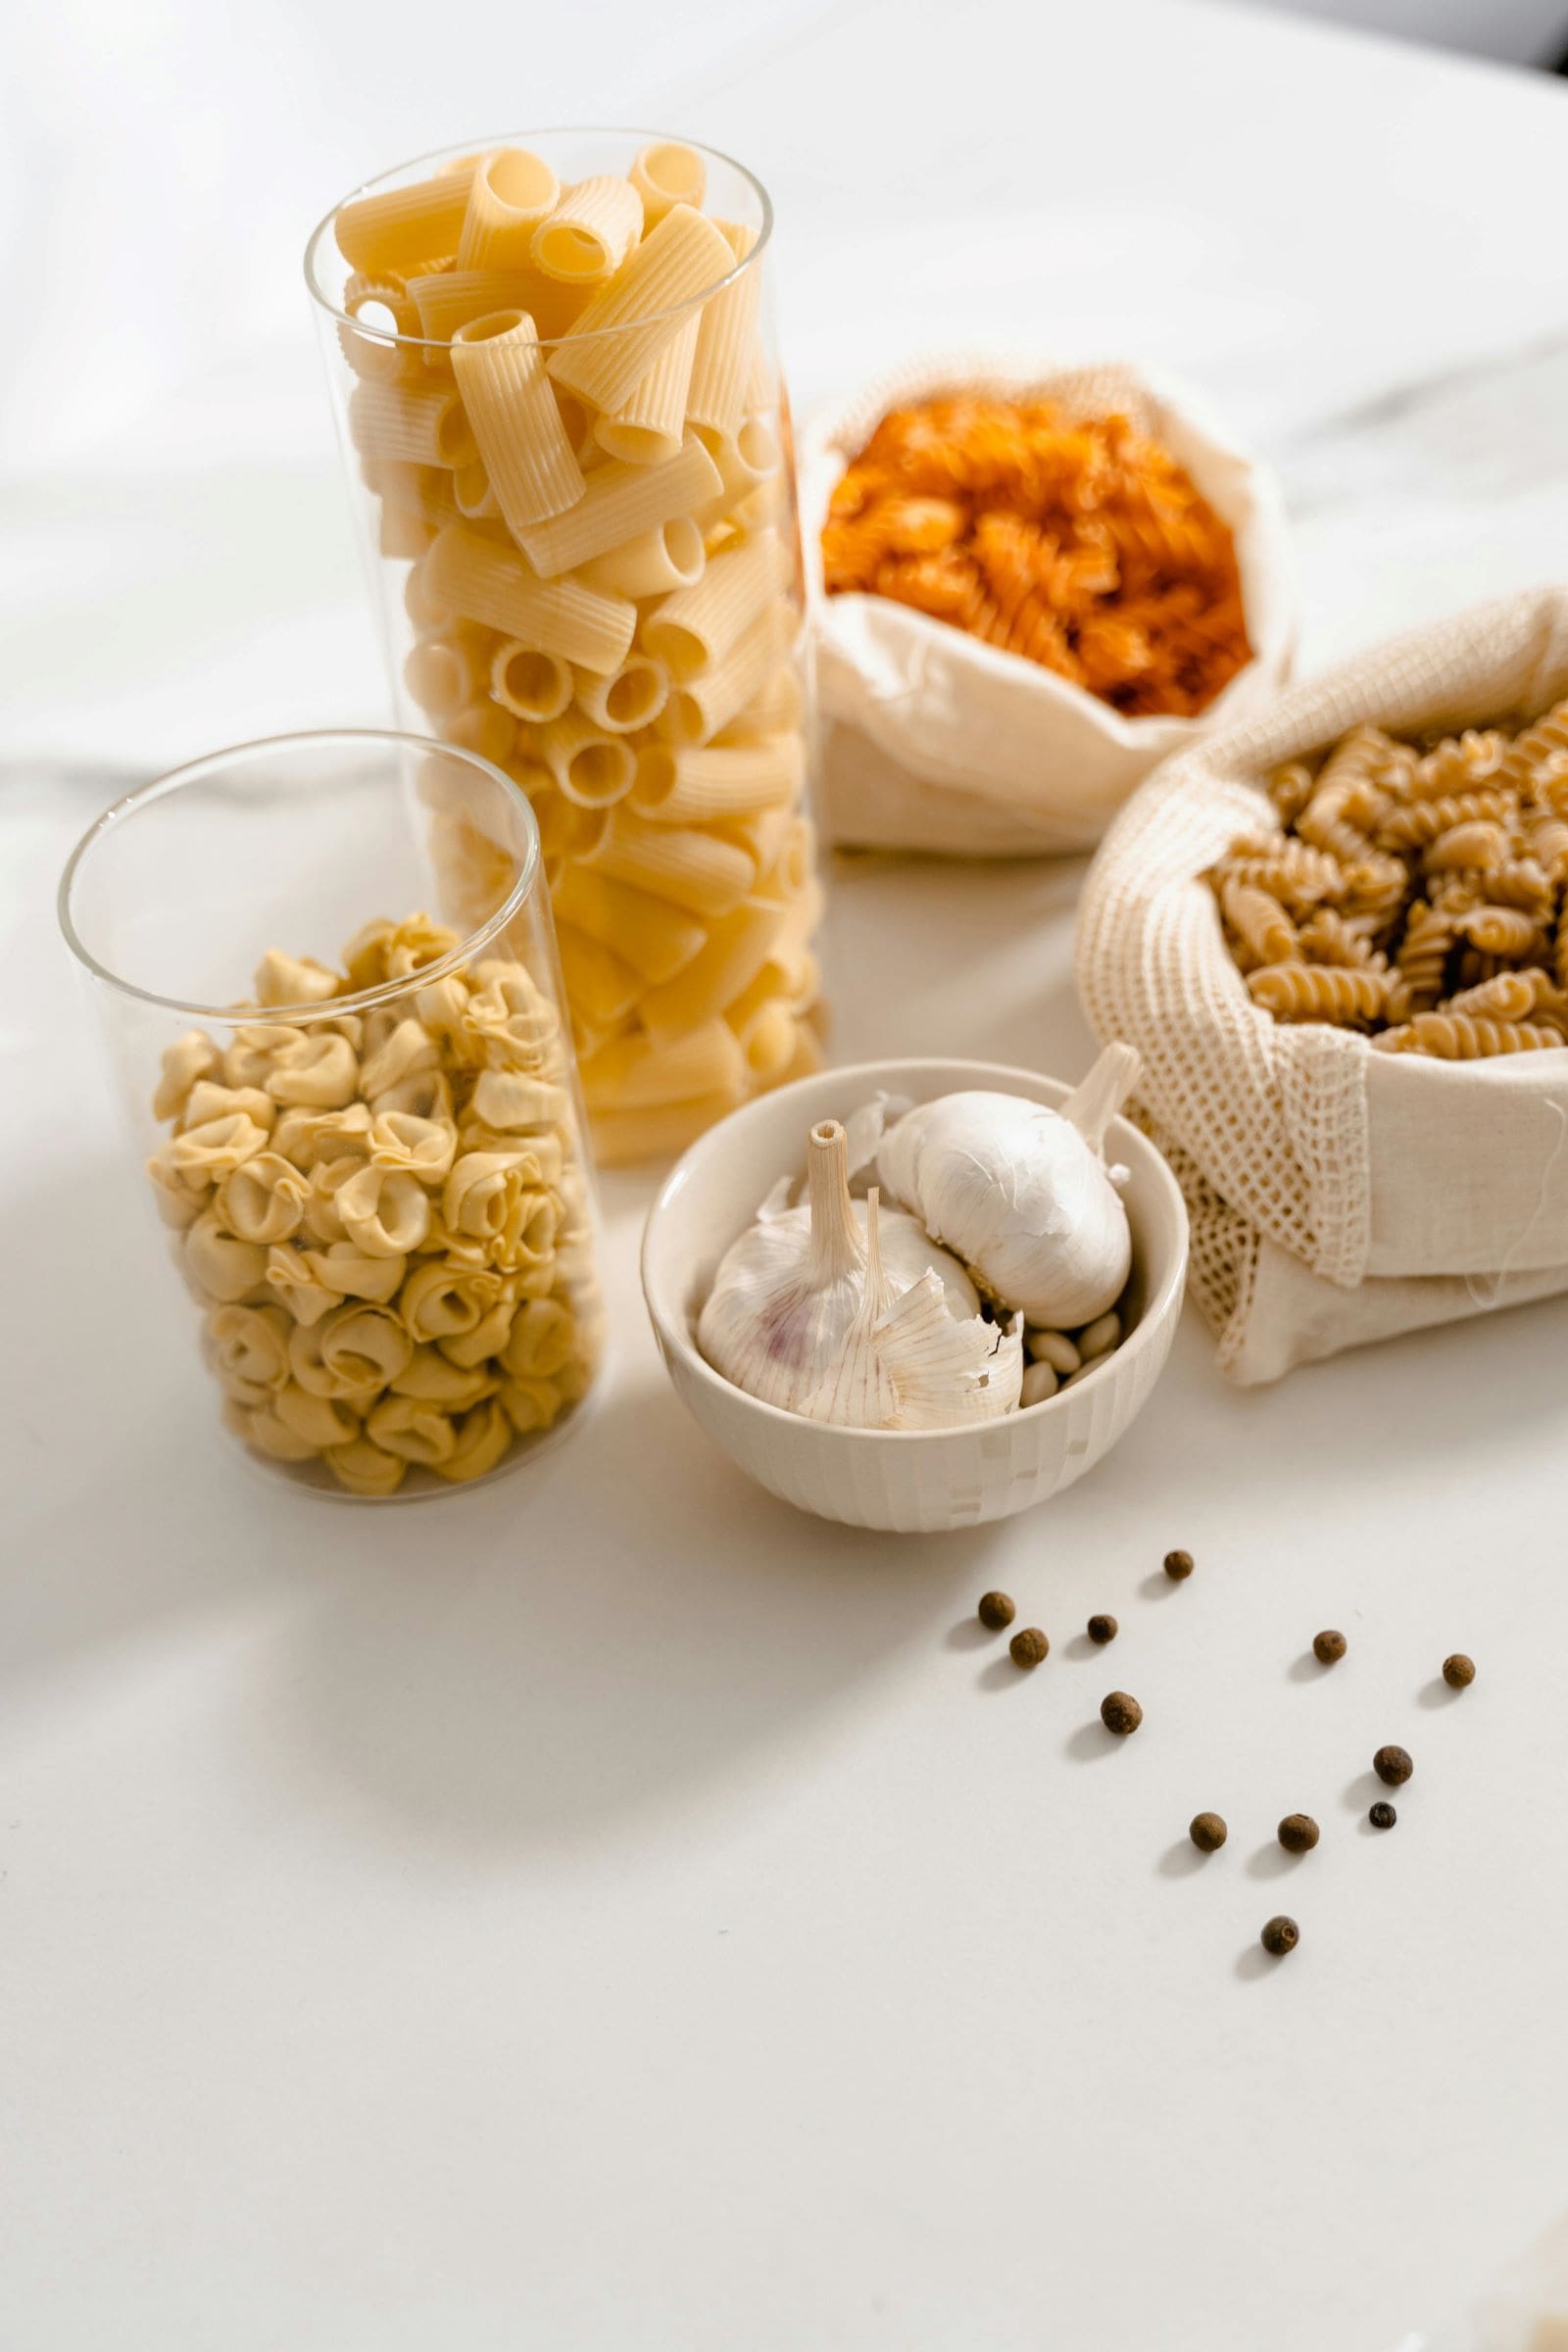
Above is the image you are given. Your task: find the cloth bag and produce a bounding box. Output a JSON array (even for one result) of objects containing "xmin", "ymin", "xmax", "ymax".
[
  {"xmin": 798, "ymin": 355, "xmax": 1297, "ymax": 857},
  {"xmin": 1075, "ymin": 586, "xmax": 1568, "ymax": 1384}
]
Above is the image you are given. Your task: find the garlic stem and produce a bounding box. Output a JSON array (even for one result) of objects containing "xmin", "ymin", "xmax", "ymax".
[
  {"xmin": 805, "ymin": 1120, "xmax": 864, "ymax": 1287},
  {"xmin": 1059, "ymin": 1043, "xmax": 1142, "ymax": 1154}
]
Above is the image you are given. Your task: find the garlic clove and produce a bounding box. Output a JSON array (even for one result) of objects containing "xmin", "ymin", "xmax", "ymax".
[
  {"xmin": 698, "ymin": 1119, "xmax": 983, "ymax": 1417},
  {"xmin": 874, "ymin": 1276, "xmax": 1023, "ymax": 1430},
  {"xmin": 874, "ymin": 1050, "xmax": 1139, "ymax": 1329},
  {"xmin": 799, "ymin": 1189, "xmax": 1022, "ymax": 1433}
]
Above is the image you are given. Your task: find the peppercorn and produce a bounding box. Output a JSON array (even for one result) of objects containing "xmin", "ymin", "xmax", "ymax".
[
  {"xmin": 1373, "ymin": 1744, "xmax": 1413, "ymax": 1787},
  {"xmin": 1189, "ymin": 1811, "xmax": 1227, "ymax": 1852},
  {"xmin": 1163, "ymin": 1549, "xmax": 1194, "ymax": 1582},
  {"xmin": 1369, "ymin": 1801, "xmax": 1396, "ymax": 1830},
  {"xmin": 1101, "ymin": 1690, "xmax": 1143, "ymax": 1736},
  {"xmin": 977, "ymin": 1591, "xmax": 1016, "ymax": 1632},
  {"xmin": 1260, "ymin": 1915, "xmax": 1299, "ymax": 1957},
  {"xmin": 1312, "ymin": 1630, "xmax": 1347, "ymax": 1665},
  {"xmin": 1009, "ymin": 1627, "xmax": 1049, "ymax": 1669},
  {"xmin": 1087, "ymin": 1613, "xmax": 1118, "ymax": 1645},
  {"xmin": 1442, "ymin": 1653, "xmax": 1475, "ymax": 1690},
  {"xmin": 1277, "ymin": 1813, "xmax": 1320, "ymax": 1854}
]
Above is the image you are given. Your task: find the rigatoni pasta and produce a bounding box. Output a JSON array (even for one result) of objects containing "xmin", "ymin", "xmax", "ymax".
[{"xmin": 329, "ymin": 135, "xmax": 819, "ymax": 1159}]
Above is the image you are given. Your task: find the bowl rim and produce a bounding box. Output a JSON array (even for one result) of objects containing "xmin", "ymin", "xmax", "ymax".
[{"xmin": 640, "ymin": 1055, "xmax": 1190, "ymax": 1444}]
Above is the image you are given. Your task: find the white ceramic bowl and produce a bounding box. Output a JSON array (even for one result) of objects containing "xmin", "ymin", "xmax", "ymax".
[{"xmin": 641, "ymin": 1057, "xmax": 1190, "ymax": 1533}]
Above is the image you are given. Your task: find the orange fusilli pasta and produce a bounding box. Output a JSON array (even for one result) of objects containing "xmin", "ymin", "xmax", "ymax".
[{"xmin": 823, "ymin": 396, "xmax": 1251, "ymax": 716}]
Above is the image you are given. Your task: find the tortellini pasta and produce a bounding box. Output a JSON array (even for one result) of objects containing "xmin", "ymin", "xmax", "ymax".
[{"xmin": 147, "ymin": 918, "xmax": 602, "ymax": 1493}]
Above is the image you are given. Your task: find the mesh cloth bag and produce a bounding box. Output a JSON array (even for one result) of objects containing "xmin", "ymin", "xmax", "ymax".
[
  {"xmin": 1076, "ymin": 586, "xmax": 1568, "ymax": 1383},
  {"xmin": 798, "ymin": 355, "xmax": 1297, "ymax": 857}
]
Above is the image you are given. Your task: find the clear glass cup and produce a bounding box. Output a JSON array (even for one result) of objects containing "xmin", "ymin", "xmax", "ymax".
[
  {"xmin": 304, "ymin": 131, "xmax": 825, "ymax": 1167},
  {"xmin": 58, "ymin": 730, "xmax": 606, "ymax": 1499}
]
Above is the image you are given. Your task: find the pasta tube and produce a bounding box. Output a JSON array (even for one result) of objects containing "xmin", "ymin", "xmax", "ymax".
[
  {"xmin": 573, "ymin": 656, "xmax": 667, "ymax": 734},
  {"xmin": 658, "ymin": 605, "xmax": 789, "ymax": 744},
  {"xmin": 638, "ymin": 898, "xmax": 785, "ymax": 1044},
  {"xmin": 628, "ymin": 141, "xmax": 707, "ymax": 229},
  {"xmin": 491, "ymin": 642, "xmax": 573, "ymax": 721},
  {"xmin": 515, "ymin": 434, "xmax": 722, "ymax": 578},
  {"xmin": 686, "ymin": 221, "xmax": 762, "ymax": 448},
  {"xmin": 545, "ymin": 205, "xmax": 734, "ymax": 416},
  {"xmin": 554, "ymin": 924, "xmax": 644, "ymax": 1028},
  {"xmin": 631, "ymin": 736, "xmax": 802, "ymax": 824},
  {"xmin": 349, "ymin": 378, "xmax": 474, "ymax": 468},
  {"xmin": 713, "ymin": 663, "xmax": 803, "ymax": 746},
  {"xmin": 551, "ymin": 865, "xmax": 707, "ymax": 985},
  {"xmin": 335, "ymin": 166, "xmax": 475, "ymax": 276},
  {"xmin": 445, "ymin": 701, "xmax": 517, "ymax": 765},
  {"xmin": 593, "ymin": 317, "xmax": 698, "ymax": 468},
  {"xmin": 423, "ymin": 523, "xmax": 636, "ymax": 674},
  {"xmin": 641, "ymin": 531, "xmax": 788, "ymax": 679},
  {"xmin": 405, "ymin": 634, "xmax": 491, "ymax": 719},
  {"xmin": 577, "ymin": 516, "xmax": 706, "ymax": 600},
  {"xmin": 581, "ymin": 808, "xmax": 755, "ymax": 918},
  {"xmin": 457, "ymin": 149, "xmax": 560, "ymax": 270},
  {"xmin": 533, "ymin": 709, "xmax": 636, "ymax": 809},
  {"xmin": 532, "ymin": 177, "xmax": 643, "ymax": 283},
  {"xmin": 452, "ymin": 312, "xmax": 585, "ymax": 532},
  {"xmin": 368, "ymin": 459, "xmax": 463, "ymax": 532},
  {"xmin": 579, "ymin": 1018, "xmax": 746, "ymax": 1110},
  {"xmin": 589, "ymin": 1091, "xmax": 749, "ymax": 1169}
]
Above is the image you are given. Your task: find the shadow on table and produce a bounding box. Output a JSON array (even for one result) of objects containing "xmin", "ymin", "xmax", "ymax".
[{"xmin": 264, "ymin": 1366, "xmax": 1014, "ymax": 1853}]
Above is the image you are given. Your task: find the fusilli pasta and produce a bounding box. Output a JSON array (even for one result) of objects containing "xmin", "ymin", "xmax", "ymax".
[
  {"xmin": 823, "ymin": 396, "xmax": 1251, "ymax": 716},
  {"xmin": 1208, "ymin": 700, "xmax": 1568, "ymax": 1058}
]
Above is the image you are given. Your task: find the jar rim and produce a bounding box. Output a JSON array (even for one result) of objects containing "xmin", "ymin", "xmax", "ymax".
[
  {"xmin": 57, "ymin": 727, "xmax": 543, "ymax": 1023},
  {"xmin": 302, "ymin": 128, "xmax": 772, "ymax": 355}
]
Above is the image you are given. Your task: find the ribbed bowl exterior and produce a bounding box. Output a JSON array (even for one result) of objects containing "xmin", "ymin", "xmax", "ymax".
[{"xmin": 641, "ymin": 1058, "xmax": 1189, "ymax": 1533}]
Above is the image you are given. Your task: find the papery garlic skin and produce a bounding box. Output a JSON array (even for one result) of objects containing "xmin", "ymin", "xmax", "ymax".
[
  {"xmin": 875, "ymin": 1050, "xmax": 1140, "ymax": 1329},
  {"xmin": 799, "ymin": 1191, "xmax": 1022, "ymax": 1432},
  {"xmin": 698, "ymin": 1120, "xmax": 980, "ymax": 1416}
]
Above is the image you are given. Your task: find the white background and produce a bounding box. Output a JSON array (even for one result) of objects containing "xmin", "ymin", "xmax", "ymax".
[{"xmin": 5, "ymin": 4, "xmax": 1568, "ymax": 2348}]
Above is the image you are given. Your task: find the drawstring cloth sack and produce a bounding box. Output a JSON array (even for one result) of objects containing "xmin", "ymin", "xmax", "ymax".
[
  {"xmin": 798, "ymin": 356, "xmax": 1297, "ymax": 857},
  {"xmin": 1076, "ymin": 586, "xmax": 1568, "ymax": 1384}
]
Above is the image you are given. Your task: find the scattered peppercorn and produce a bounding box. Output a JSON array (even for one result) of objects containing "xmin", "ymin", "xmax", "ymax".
[
  {"xmin": 977, "ymin": 1591, "xmax": 1015, "ymax": 1632},
  {"xmin": 1260, "ymin": 1915, "xmax": 1299, "ymax": 1958},
  {"xmin": 1087, "ymin": 1613, "xmax": 1118, "ymax": 1645},
  {"xmin": 1277, "ymin": 1813, "xmax": 1320, "ymax": 1854},
  {"xmin": 1369, "ymin": 1801, "xmax": 1396, "ymax": 1830},
  {"xmin": 1009, "ymin": 1627, "xmax": 1049, "ymax": 1669},
  {"xmin": 1189, "ymin": 1811, "xmax": 1227, "ymax": 1852},
  {"xmin": 1163, "ymin": 1549, "xmax": 1194, "ymax": 1582},
  {"xmin": 1312, "ymin": 1630, "xmax": 1347, "ymax": 1665},
  {"xmin": 1101, "ymin": 1690, "xmax": 1143, "ymax": 1736},
  {"xmin": 1442, "ymin": 1653, "xmax": 1476, "ymax": 1690},
  {"xmin": 1374, "ymin": 1744, "xmax": 1413, "ymax": 1787}
]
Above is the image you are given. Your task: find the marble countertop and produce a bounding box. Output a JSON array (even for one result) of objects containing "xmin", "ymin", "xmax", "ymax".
[{"xmin": 4, "ymin": 4, "xmax": 1568, "ymax": 2347}]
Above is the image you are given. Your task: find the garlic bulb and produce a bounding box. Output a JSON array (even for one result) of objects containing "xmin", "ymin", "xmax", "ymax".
[
  {"xmin": 698, "ymin": 1119, "xmax": 995, "ymax": 1419},
  {"xmin": 873, "ymin": 1044, "xmax": 1141, "ymax": 1328},
  {"xmin": 802, "ymin": 1191, "xmax": 1023, "ymax": 1431}
]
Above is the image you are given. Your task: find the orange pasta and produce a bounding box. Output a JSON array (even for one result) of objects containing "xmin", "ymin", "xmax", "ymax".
[{"xmin": 821, "ymin": 396, "xmax": 1251, "ymax": 716}]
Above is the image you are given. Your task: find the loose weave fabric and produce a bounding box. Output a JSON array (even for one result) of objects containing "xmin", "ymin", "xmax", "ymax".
[
  {"xmin": 799, "ymin": 356, "xmax": 1297, "ymax": 857},
  {"xmin": 1076, "ymin": 586, "xmax": 1568, "ymax": 1382}
]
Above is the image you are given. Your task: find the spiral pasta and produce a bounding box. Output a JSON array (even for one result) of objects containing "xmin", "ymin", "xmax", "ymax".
[
  {"xmin": 821, "ymin": 396, "xmax": 1251, "ymax": 717},
  {"xmin": 1208, "ymin": 701, "xmax": 1568, "ymax": 1058}
]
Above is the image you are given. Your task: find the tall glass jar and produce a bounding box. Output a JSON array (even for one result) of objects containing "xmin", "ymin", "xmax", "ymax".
[
  {"xmin": 58, "ymin": 731, "xmax": 605, "ymax": 1499},
  {"xmin": 304, "ymin": 132, "xmax": 825, "ymax": 1166}
]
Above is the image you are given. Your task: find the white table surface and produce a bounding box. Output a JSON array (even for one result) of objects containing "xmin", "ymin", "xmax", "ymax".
[{"xmin": 5, "ymin": 5, "xmax": 1568, "ymax": 2347}]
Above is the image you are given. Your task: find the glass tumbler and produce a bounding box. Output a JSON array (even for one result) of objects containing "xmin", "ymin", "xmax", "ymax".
[
  {"xmin": 304, "ymin": 131, "xmax": 825, "ymax": 1166},
  {"xmin": 59, "ymin": 731, "xmax": 606, "ymax": 1498}
]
